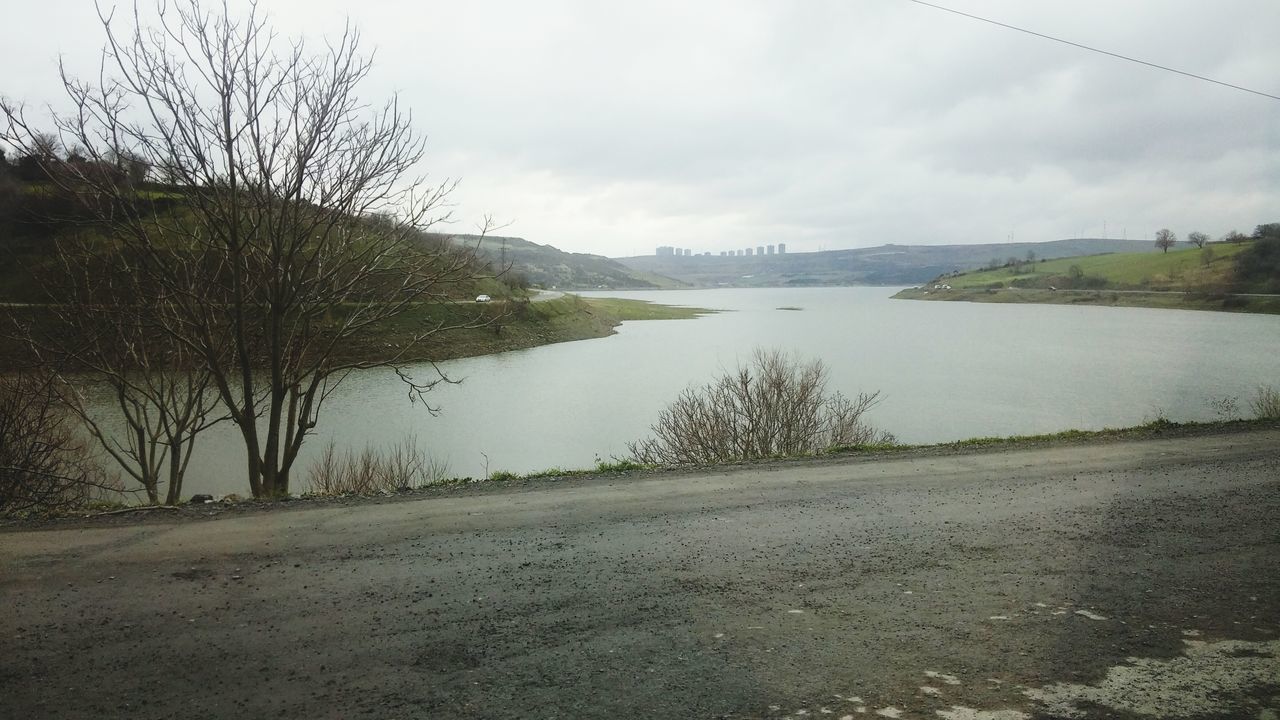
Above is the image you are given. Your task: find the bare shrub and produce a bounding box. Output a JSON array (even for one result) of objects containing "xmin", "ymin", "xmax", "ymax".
[
  {"xmin": 1252, "ymin": 385, "xmax": 1280, "ymax": 420},
  {"xmin": 305, "ymin": 436, "xmax": 451, "ymax": 495},
  {"xmin": 0, "ymin": 373, "xmax": 117, "ymax": 516},
  {"xmin": 1207, "ymin": 395, "xmax": 1240, "ymax": 420},
  {"xmin": 629, "ymin": 349, "xmax": 894, "ymax": 465}
]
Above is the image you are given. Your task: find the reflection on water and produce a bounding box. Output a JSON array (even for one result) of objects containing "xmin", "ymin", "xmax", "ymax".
[{"xmin": 99, "ymin": 287, "xmax": 1280, "ymax": 497}]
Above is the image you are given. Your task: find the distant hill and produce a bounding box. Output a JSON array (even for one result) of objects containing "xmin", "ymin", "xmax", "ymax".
[
  {"xmin": 456, "ymin": 235, "xmax": 686, "ymax": 290},
  {"xmin": 614, "ymin": 238, "xmax": 1159, "ymax": 287}
]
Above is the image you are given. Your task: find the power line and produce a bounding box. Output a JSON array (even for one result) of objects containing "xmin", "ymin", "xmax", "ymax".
[{"xmin": 901, "ymin": 0, "xmax": 1280, "ymax": 102}]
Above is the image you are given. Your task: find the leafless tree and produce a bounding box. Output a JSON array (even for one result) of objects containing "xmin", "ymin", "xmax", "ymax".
[
  {"xmin": 629, "ymin": 349, "xmax": 894, "ymax": 465},
  {"xmin": 1187, "ymin": 231, "xmax": 1209, "ymax": 249},
  {"xmin": 15, "ymin": 238, "xmax": 225, "ymax": 505},
  {"xmin": 1155, "ymin": 228, "xmax": 1178, "ymax": 253},
  {"xmin": 0, "ymin": 372, "xmax": 117, "ymax": 516},
  {"xmin": 2, "ymin": 1, "xmax": 493, "ymax": 497}
]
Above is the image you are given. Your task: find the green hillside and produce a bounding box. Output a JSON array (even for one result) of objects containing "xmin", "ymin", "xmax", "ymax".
[
  {"xmin": 895, "ymin": 235, "xmax": 1280, "ymax": 314},
  {"xmin": 938, "ymin": 243, "xmax": 1248, "ymax": 291}
]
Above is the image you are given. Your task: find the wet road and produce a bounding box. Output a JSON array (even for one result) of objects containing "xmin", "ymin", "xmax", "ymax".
[{"xmin": 3, "ymin": 428, "xmax": 1278, "ymax": 719}]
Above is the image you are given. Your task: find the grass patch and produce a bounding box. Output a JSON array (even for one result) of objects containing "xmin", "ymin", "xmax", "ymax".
[
  {"xmin": 826, "ymin": 417, "xmax": 1278, "ymax": 459},
  {"xmin": 485, "ymin": 458, "xmax": 653, "ymax": 481},
  {"xmin": 581, "ymin": 296, "xmax": 717, "ymax": 321},
  {"xmin": 596, "ymin": 458, "xmax": 647, "ymax": 473}
]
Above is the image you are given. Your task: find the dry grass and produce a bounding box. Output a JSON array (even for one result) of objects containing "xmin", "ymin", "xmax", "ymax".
[
  {"xmin": 304, "ymin": 436, "xmax": 451, "ymax": 495},
  {"xmin": 1252, "ymin": 385, "xmax": 1280, "ymax": 420}
]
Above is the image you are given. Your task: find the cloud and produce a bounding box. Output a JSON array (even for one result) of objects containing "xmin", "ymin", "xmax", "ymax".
[{"xmin": 5, "ymin": 0, "xmax": 1278, "ymax": 254}]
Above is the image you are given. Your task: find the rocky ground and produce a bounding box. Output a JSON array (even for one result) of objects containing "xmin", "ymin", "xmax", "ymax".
[{"xmin": 3, "ymin": 427, "xmax": 1278, "ymax": 719}]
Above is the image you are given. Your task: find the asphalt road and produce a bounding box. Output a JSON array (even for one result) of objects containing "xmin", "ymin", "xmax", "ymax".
[{"xmin": 3, "ymin": 429, "xmax": 1278, "ymax": 719}]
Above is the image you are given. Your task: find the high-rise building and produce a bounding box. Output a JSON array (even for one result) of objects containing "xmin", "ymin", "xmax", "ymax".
[
  {"xmin": 767, "ymin": 245, "xmax": 776, "ymax": 255},
  {"xmin": 757, "ymin": 246, "xmax": 765, "ymax": 256},
  {"xmin": 683, "ymin": 248, "xmax": 692, "ymax": 257},
  {"xmin": 746, "ymin": 248, "xmax": 754, "ymax": 256},
  {"xmin": 656, "ymin": 246, "xmax": 675, "ymax": 256},
  {"xmin": 777, "ymin": 243, "xmax": 787, "ymax": 254}
]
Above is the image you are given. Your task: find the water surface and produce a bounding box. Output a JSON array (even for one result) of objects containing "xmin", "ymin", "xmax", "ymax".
[{"xmin": 155, "ymin": 287, "xmax": 1280, "ymax": 497}]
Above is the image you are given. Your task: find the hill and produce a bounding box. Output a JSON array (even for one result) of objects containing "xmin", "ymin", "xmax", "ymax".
[
  {"xmin": 614, "ymin": 238, "xmax": 1157, "ymax": 287},
  {"xmin": 456, "ymin": 235, "xmax": 687, "ymax": 290},
  {"xmin": 893, "ymin": 238, "xmax": 1280, "ymax": 314}
]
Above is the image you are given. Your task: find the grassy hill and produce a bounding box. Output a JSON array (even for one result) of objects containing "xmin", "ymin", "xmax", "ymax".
[
  {"xmin": 615, "ymin": 238, "xmax": 1158, "ymax": 287},
  {"xmin": 0, "ymin": 179, "xmax": 676, "ymax": 366},
  {"xmin": 894, "ymin": 239, "xmax": 1280, "ymax": 314},
  {"xmin": 934, "ymin": 243, "xmax": 1248, "ymax": 290}
]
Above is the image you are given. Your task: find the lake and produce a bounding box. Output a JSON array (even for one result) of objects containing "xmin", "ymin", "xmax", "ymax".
[{"xmin": 156, "ymin": 287, "xmax": 1280, "ymax": 497}]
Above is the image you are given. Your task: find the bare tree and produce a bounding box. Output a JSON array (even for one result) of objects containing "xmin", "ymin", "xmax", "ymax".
[
  {"xmin": 0, "ymin": 372, "xmax": 116, "ymax": 516},
  {"xmin": 3, "ymin": 1, "xmax": 492, "ymax": 497},
  {"xmin": 15, "ymin": 239, "xmax": 225, "ymax": 505},
  {"xmin": 1155, "ymin": 228, "xmax": 1178, "ymax": 253},
  {"xmin": 1187, "ymin": 231, "xmax": 1209, "ymax": 249},
  {"xmin": 629, "ymin": 349, "xmax": 894, "ymax": 465}
]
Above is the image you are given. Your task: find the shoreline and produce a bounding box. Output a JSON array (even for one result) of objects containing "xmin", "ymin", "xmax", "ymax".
[
  {"xmin": 892, "ymin": 286, "xmax": 1280, "ymax": 314},
  {"xmin": 0, "ymin": 293, "xmax": 716, "ymax": 370},
  {"xmin": 9, "ymin": 417, "xmax": 1276, "ymax": 529}
]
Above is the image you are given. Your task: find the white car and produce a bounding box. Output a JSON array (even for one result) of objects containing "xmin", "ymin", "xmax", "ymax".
[{"xmin": 475, "ymin": 294, "xmax": 492, "ymax": 303}]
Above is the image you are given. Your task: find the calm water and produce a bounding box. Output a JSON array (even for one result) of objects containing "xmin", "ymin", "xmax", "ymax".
[{"xmin": 143, "ymin": 287, "xmax": 1280, "ymax": 497}]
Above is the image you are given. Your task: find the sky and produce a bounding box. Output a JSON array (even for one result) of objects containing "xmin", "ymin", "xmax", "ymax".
[{"xmin": 3, "ymin": 0, "xmax": 1277, "ymax": 257}]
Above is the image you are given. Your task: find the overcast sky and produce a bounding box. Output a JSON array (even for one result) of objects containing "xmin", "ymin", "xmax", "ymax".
[{"xmin": 4, "ymin": 1, "xmax": 1277, "ymax": 256}]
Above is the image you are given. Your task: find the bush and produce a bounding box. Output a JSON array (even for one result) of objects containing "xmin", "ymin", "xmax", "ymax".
[
  {"xmin": 629, "ymin": 349, "xmax": 894, "ymax": 465},
  {"xmin": 0, "ymin": 373, "xmax": 114, "ymax": 516},
  {"xmin": 1234, "ymin": 237, "xmax": 1280, "ymax": 293},
  {"xmin": 1252, "ymin": 385, "xmax": 1280, "ymax": 420}
]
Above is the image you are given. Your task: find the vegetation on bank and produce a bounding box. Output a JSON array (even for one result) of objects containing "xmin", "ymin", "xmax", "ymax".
[
  {"xmin": 580, "ymin": 296, "xmax": 715, "ymax": 321},
  {"xmin": 893, "ymin": 286, "xmax": 1280, "ymax": 314},
  {"xmin": 628, "ymin": 349, "xmax": 894, "ymax": 465},
  {"xmin": 12, "ymin": 413, "xmax": 1279, "ymax": 521},
  {"xmin": 0, "ymin": 290, "xmax": 717, "ymax": 516},
  {"xmin": 895, "ymin": 226, "xmax": 1280, "ymax": 314}
]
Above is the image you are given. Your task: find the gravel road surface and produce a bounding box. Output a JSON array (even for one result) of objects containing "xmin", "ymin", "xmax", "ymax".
[{"xmin": 3, "ymin": 429, "xmax": 1278, "ymax": 719}]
